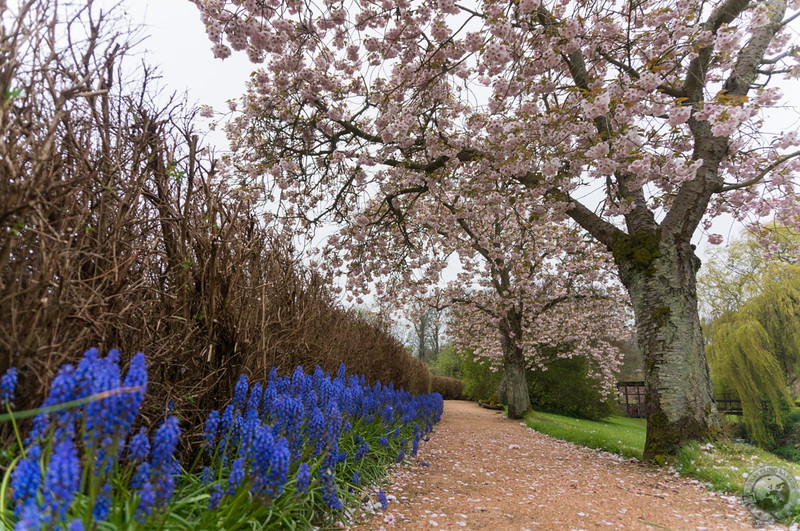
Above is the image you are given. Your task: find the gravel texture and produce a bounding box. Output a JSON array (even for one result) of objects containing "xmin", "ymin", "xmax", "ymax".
[{"xmin": 356, "ymin": 400, "xmax": 780, "ymax": 530}]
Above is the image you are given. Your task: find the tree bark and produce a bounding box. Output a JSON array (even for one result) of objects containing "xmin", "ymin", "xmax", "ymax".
[
  {"xmin": 613, "ymin": 232, "xmax": 720, "ymax": 461},
  {"xmin": 500, "ymin": 308, "xmax": 531, "ymax": 419}
]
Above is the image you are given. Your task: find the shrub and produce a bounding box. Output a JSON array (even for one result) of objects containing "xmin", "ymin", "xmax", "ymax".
[
  {"xmin": 431, "ymin": 376, "xmax": 464, "ymax": 399},
  {"xmin": 458, "ymin": 350, "xmax": 503, "ymax": 403},
  {"xmin": 772, "ymin": 445, "xmax": 800, "ymax": 463},
  {"xmin": 527, "ymin": 356, "xmax": 616, "ymax": 421}
]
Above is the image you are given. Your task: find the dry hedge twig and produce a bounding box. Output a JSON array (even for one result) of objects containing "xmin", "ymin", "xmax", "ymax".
[{"xmin": 0, "ymin": 0, "xmax": 432, "ymax": 460}]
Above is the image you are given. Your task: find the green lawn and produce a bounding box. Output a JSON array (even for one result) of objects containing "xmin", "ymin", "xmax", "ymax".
[
  {"xmin": 525, "ymin": 409, "xmax": 800, "ymax": 509},
  {"xmin": 677, "ymin": 440, "xmax": 800, "ymax": 493},
  {"xmin": 524, "ymin": 410, "xmax": 646, "ymax": 460}
]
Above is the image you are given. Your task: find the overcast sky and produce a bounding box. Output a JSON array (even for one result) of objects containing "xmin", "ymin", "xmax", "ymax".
[{"xmin": 114, "ymin": 0, "xmax": 253, "ymax": 122}]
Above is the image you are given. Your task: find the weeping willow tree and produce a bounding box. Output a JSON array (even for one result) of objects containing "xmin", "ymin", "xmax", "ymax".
[
  {"xmin": 699, "ymin": 224, "xmax": 800, "ymax": 319},
  {"xmin": 707, "ymin": 313, "xmax": 792, "ymax": 447},
  {"xmin": 705, "ymin": 265, "xmax": 800, "ymax": 447},
  {"xmin": 752, "ymin": 266, "xmax": 800, "ymax": 387}
]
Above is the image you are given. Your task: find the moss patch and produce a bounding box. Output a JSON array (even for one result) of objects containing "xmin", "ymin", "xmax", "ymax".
[{"xmin": 611, "ymin": 229, "xmax": 662, "ymax": 276}]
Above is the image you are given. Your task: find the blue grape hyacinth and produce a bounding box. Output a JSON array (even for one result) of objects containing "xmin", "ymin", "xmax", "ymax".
[
  {"xmin": 377, "ymin": 489, "xmax": 389, "ymax": 510},
  {"xmin": 296, "ymin": 462, "xmax": 310, "ymax": 495},
  {"xmin": 43, "ymin": 440, "xmax": 81, "ymax": 520},
  {"xmin": 1, "ymin": 367, "xmax": 18, "ymax": 402},
  {"xmin": 4, "ymin": 351, "xmax": 445, "ymax": 529},
  {"xmin": 11, "ymin": 445, "xmax": 42, "ymax": 514}
]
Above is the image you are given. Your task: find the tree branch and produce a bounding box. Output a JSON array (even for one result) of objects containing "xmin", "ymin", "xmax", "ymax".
[
  {"xmin": 719, "ymin": 149, "xmax": 800, "ymax": 192},
  {"xmin": 683, "ymin": 0, "xmax": 751, "ymax": 102},
  {"xmin": 560, "ymin": 48, "xmax": 657, "ymax": 235},
  {"xmin": 598, "ymin": 50, "xmax": 686, "ymax": 98},
  {"xmin": 722, "ymin": 0, "xmax": 787, "ymax": 96},
  {"xmin": 450, "ymin": 296, "xmax": 500, "ymax": 319},
  {"xmin": 514, "ymin": 171, "xmax": 625, "ymax": 249},
  {"xmin": 383, "ymin": 146, "xmax": 482, "ymax": 173}
]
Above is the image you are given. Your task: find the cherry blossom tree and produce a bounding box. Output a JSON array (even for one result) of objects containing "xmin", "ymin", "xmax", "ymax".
[
  {"xmin": 192, "ymin": 0, "xmax": 800, "ymax": 459},
  {"xmin": 321, "ymin": 173, "xmax": 629, "ymax": 418},
  {"xmin": 438, "ymin": 224, "xmax": 629, "ymax": 419},
  {"xmin": 446, "ymin": 263, "xmax": 628, "ymax": 411}
]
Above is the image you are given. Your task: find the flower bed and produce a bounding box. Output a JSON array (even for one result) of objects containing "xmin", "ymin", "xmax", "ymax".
[{"xmin": 0, "ymin": 349, "xmax": 443, "ymax": 529}]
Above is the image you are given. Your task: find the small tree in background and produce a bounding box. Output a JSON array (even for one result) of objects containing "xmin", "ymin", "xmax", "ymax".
[
  {"xmin": 456, "ymin": 347, "xmax": 504, "ymax": 404},
  {"xmin": 407, "ymin": 301, "xmax": 446, "ymax": 364},
  {"xmin": 429, "ymin": 343, "xmax": 463, "ymax": 380}
]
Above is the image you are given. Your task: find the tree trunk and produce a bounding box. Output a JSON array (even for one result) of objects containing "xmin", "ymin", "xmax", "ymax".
[
  {"xmin": 615, "ymin": 233, "xmax": 720, "ymax": 461},
  {"xmin": 500, "ymin": 308, "xmax": 531, "ymax": 419},
  {"xmin": 504, "ymin": 355, "xmax": 530, "ymax": 419}
]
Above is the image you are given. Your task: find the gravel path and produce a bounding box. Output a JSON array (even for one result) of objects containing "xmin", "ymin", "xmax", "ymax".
[{"xmin": 356, "ymin": 400, "xmax": 773, "ymax": 530}]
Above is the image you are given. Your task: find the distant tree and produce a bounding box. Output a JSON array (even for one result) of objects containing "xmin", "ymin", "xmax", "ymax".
[
  {"xmin": 706, "ymin": 264, "xmax": 800, "ymax": 447},
  {"xmin": 407, "ymin": 300, "xmax": 446, "ymax": 363},
  {"xmin": 699, "ymin": 224, "xmax": 800, "ymax": 319},
  {"xmin": 430, "ymin": 343, "xmax": 462, "ymax": 380}
]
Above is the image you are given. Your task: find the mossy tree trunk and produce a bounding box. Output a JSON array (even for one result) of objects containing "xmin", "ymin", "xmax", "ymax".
[
  {"xmin": 617, "ymin": 235, "xmax": 720, "ymax": 462},
  {"xmin": 562, "ymin": 198, "xmax": 725, "ymax": 461}
]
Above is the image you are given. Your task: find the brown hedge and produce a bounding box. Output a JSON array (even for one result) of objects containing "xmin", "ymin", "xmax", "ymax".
[
  {"xmin": 0, "ymin": 3, "xmax": 432, "ymax": 454},
  {"xmin": 431, "ymin": 375, "xmax": 465, "ymax": 400}
]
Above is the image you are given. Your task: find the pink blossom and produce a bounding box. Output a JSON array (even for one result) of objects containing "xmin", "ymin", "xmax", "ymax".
[
  {"xmin": 519, "ymin": 0, "xmax": 540, "ymax": 14},
  {"xmin": 431, "ymin": 19, "xmax": 450, "ymax": 43},
  {"xmin": 776, "ymin": 131, "xmax": 800, "ymax": 149},
  {"xmin": 198, "ymin": 105, "xmax": 214, "ymax": 118},
  {"xmin": 585, "ymin": 142, "xmax": 609, "ymax": 160},
  {"xmin": 483, "ymin": 41, "xmax": 511, "ymax": 70},
  {"xmin": 667, "ymin": 106, "xmax": 691, "ymax": 127},
  {"xmin": 211, "ymin": 43, "xmax": 232, "ymax": 59},
  {"xmin": 583, "ymin": 92, "xmax": 610, "ymax": 119}
]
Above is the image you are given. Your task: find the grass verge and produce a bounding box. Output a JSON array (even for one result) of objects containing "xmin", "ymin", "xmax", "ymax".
[
  {"xmin": 676, "ymin": 440, "xmax": 800, "ymax": 493},
  {"xmin": 524, "ymin": 410, "xmax": 646, "ymax": 460},
  {"xmin": 524, "ymin": 409, "xmax": 800, "ymax": 523}
]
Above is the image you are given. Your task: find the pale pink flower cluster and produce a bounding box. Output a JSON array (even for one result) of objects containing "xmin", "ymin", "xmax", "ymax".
[
  {"xmin": 583, "ymin": 92, "xmax": 610, "ymax": 119},
  {"xmin": 775, "ymin": 130, "xmax": 800, "ymax": 149},
  {"xmin": 198, "ymin": 104, "xmax": 214, "ymax": 118},
  {"xmin": 518, "ymin": 0, "xmax": 540, "ymax": 14},
  {"xmin": 749, "ymin": 3, "xmax": 772, "ymax": 28},
  {"xmin": 704, "ymin": 104, "xmax": 754, "ymax": 138},
  {"xmin": 211, "ymin": 43, "xmax": 232, "ymax": 59},
  {"xmin": 482, "ymin": 41, "xmax": 511, "ymax": 74},
  {"xmin": 715, "ymin": 26, "xmax": 742, "ymax": 55},
  {"xmin": 667, "ymin": 106, "xmax": 691, "ymax": 127}
]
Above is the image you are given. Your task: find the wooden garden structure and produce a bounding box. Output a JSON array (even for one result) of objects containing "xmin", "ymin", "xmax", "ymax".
[
  {"xmin": 617, "ymin": 381, "xmax": 743, "ymax": 418},
  {"xmin": 617, "ymin": 381, "xmax": 646, "ymax": 418}
]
